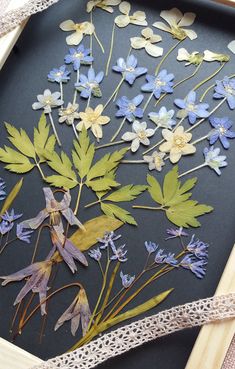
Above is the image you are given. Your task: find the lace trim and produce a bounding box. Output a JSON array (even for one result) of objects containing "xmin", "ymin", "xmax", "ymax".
[{"xmin": 31, "ymin": 293, "xmax": 235, "ymax": 369}]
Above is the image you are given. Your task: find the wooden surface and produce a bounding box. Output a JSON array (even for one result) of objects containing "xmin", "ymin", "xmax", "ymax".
[{"xmin": 215, "ymin": 0, "xmax": 235, "ymax": 6}]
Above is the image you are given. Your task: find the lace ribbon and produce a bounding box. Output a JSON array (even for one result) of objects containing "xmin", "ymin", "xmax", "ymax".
[{"xmin": 31, "ymin": 293, "xmax": 235, "ymax": 369}]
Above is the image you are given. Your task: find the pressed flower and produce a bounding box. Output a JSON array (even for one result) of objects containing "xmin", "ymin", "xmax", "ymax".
[
  {"xmin": 115, "ymin": 1, "xmax": 147, "ymax": 28},
  {"xmin": 0, "ymin": 221, "xmax": 14, "ymax": 235},
  {"xmin": 77, "ymin": 104, "xmax": 110, "ymax": 142},
  {"xmin": 154, "ymin": 248, "xmax": 167, "ymax": 264},
  {"xmin": 97, "ymin": 231, "xmax": 121, "ymax": 252},
  {"xmin": 213, "ymin": 76, "xmax": 235, "ymax": 110},
  {"xmin": 174, "ymin": 91, "xmax": 210, "ymax": 125},
  {"xmin": 16, "ymin": 224, "xmax": 33, "ymax": 244},
  {"xmin": 110, "ymin": 244, "xmax": 128, "ymax": 262},
  {"xmin": 0, "ymin": 258, "xmax": 53, "ymax": 315},
  {"xmin": 143, "ymin": 151, "xmax": 166, "ymax": 171},
  {"xmin": 180, "ymin": 255, "xmax": 207, "ymax": 279},
  {"xmin": 75, "ymin": 67, "xmax": 104, "ymax": 99},
  {"xmin": 122, "ymin": 121, "xmax": 155, "ymax": 153},
  {"xmin": 153, "ymin": 8, "xmax": 197, "ymax": 41},
  {"xmin": 187, "ymin": 235, "xmax": 208, "ymax": 260},
  {"xmin": 112, "ymin": 55, "xmax": 147, "ymax": 85},
  {"xmin": 47, "ymin": 65, "xmax": 70, "ymax": 84},
  {"xmin": 59, "ymin": 103, "xmax": 80, "ymax": 126},
  {"xmin": 20, "ymin": 187, "xmax": 83, "ymax": 233},
  {"xmin": 54, "ymin": 288, "xmax": 91, "ymax": 336},
  {"xmin": 116, "ymin": 94, "xmax": 144, "ymax": 122},
  {"xmin": 141, "ymin": 70, "xmax": 174, "ymax": 99},
  {"xmin": 130, "ymin": 27, "xmax": 163, "ymax": 57},
  {"xmin": 64, "ymin": 45, "xmax": 93, "ymax": 71},
  {"xmin": 203, "ymin": 50, "xmax": 230, "ymax": 63},
  {"xmin": 32, "ymin": 89, "xmax": 63, "ymax": 114},
  {"xmin": 88, "ymin": 247, "xmax": 102, "ymax": 261},
  {"xmin": 148, "ymin": 106, "xmax": 176, "ymax": 130},
  {"xmin": 144, "ymin": 241, "xmax": 158, "ymax": 254},
  {"xmin": 203, "ymin": 146, "xmax": 227, "ymax": 175},
  {"xmin": 165, "ymin": 227, "xmax": 188, "ymax": 240},
  {"xmin": 2, "ymin": 209, "xmax": 22, "ymax": 223},
  {"xmin": 59, "ymin": 19, "xmax": 95, "ymax": 46},
  {"xmin": 120, "ymin": 271, "xmax": 135, "ymax": 288},
  {"xmin": 159, "ymin": 126, "xmax": 196, "ymax": 163},
  {"xmin": 208, "ymin": 116, "xmax": 235, "ymax": 149},
  {"xmin": 0, "ymin": 178, "xmax": 6, "ymax": 201},
  {"xmin": 228, "ymin": 40, "xmax": 235, "ymax": 54},
  {"xmin": 177, "ymin": 48, "xmax": 203, "ymax": 66},
  {"xmin": 164, "ymin": 252, "xmax": 178, "ymax": 266},
  {"xmin": 87, "ymin": 0, "xmax": 121, "ymax": 13}
]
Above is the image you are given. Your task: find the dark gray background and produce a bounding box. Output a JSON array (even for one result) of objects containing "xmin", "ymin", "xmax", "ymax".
[{"xmin": 0, "ymin": 0, "xmax": 235, "ymax": 367}]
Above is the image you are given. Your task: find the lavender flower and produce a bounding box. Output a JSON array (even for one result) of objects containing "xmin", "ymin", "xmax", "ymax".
[
  {"xmin": 120, "ymin": 271, "xmax": 135, "ymax": 288},
  {"xmin": 2, "ymin": 209, "xmax": 22, "ymax": 223},
  {"xmin": 208, "ymin": 116, "xmax": 235, "ymax": 149},
  {"xmin": 116, "ymin": 95, "xmax": 144, "ymax": 122},
  {"xmin": 141, "ymin": 69, "xmax": 174, "ymax": 99},
  {"xmin": 110, "ymin": 244, "xmax": 128, "ymax": 262},
  {"xmin": 0, "ymin": 178, "xmax": 6, "ymax": 200},
  {"xmin": 164, "ymin": 252, "xmax": 178, "ymax": 266},
  {"xmin": 112, "ymin": 55, "xmax": 147, "ymax": 85},
  {"xmin": 75, "ymin": 67, "xmax": 104, "ymax": 99},
  {"xmin": 88, "ymin": 247, "xmax": 102, "ymax": 261},
  {"xmin": 154, "ymin": 248, "xmax": 167, "ymax": 264},
  {"xmin": 47, "ymin": 65, "xmax": 71, "ymax": 83},
  {"xmin": 187, "ymin": 235, "xmax": 209, "ymax": 260},
  {"xmin": 144, "ymin": 241, "xmax": 158, "ymax": 254},
  {"xmin": 213, "ymin": 76, "xmax": 235, "ymax": 110},
  {"xmin": 0, "ymin": 221, "xmax": 14, "ymax": 235},
  {"xmin": 174, "ymin": 91, "xmax": 209, "ymax": 124},
  {"xmin": 16, "ymin": 224, "xmax": 33, "ymax": 244},
  {"xmin": 203, "ymin": 146, "xmax": 227, "ymax": 175},
  {"xmin": 180, "ymin": 255, "xmax": 207, "ymax": 279},
  {"xmin": 165, "ymin": 227, "xmax": 188, "ymax": 240},
  {"xmin": 64, "ymin": 45, "xmax": 93, "ymax": 70},
  {"xmin": 97, "ymin": 231, "xmax": 121, "ymax": 252}
]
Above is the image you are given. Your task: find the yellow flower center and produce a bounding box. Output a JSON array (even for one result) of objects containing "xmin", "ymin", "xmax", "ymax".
[
  {"xmin": 126, "ymin": 67, "xmax": 135, "ymax": 72},
  {"xmin": 154, "ymin": 156, "xmax": 162, "ymax": 167},
  {"xmin": 219, "ymin": 126, "xmax": 226, "ymax": 135},
  {"xmin": 155, "ymin": 79, "xmax": 166, "ymax": 87},
  {"xmin": 137, "ymin": 130, "xmax": 147, "ymax": 140},
  {"xmin": 74, "ymin": 23, "xmax": 85, "ymax": 32},
  {"xmin": 225, "ymin": 86, "xmax": 235, "ymax": 95},
  {"xmin": 128, "ymin": 103, "xmax": 136, "ymax": 112},
  {"xmin": 56, "ymin": 71, "xmax": 63, "ymax": 76},
  {"xmin": 75, "ymin": 52, "xmax": 84, "ymax": 58},
  {"xmin": 187, "ymin": 103, "xmax": 195, "ymax": 112},
  {"xmin": 171, "ymin": 26, "xmax": 187, "ymax": 41},
  {"xmin": 45, "ymin": 98, "xmax": 53, "ymax": 104},
  {"xmin": 64, "ymin": 107, "xmax": 74, "ymax": 115},
  {"xmin": 174, "ymin": 135, "xmax": 187, "ymax": 148}
]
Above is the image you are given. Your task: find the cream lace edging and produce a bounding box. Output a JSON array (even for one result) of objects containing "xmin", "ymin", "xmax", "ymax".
[{"xmin": 31, "ymin": 293, "xmax": 235, "ymax": 369}]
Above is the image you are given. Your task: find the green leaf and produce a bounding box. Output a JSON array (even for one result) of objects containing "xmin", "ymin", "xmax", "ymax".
[
  {"xmin": 4, "ymin": 162, "xmax": 35, "ymax": 174},
  {"xmin": 69, "ymin": 215, "xmax": 123, "ymax": 251},
  {"xmin": 166, "ymin": 201, "xmax": 213, "ymax": 228},
  {"xmin": 101, "ymin": 202, "xmax": 137, "ymax": 225},
  {"xmin": 0, "ymin": 146, "xmax": 34, "ymax": 174},
  {"xmin": 87, "ymin": 177, "xmax": 120, "ymax": 192},
  {"xmin": 45, "ymin": 175, "xmax": 78, "ymax": 189},
  {"xmin": 5, "ymin": 122, "xmax": 36, "ymax": 158},
  {"xmin": 34, "ymin": 113, "xmax": 56, "ymax": 160},
  {"xmin": 162, "ymin": 165, "xmax": 178, "ymax": 205},
  {"xmin": 96, "ymin": 169, "xmax": 117, "ymax": 199},
  {"xmin": 166, "ymin": 177, "xmax": 197, "ymax": 207},
  {"xmin": 72, "ymin": 127, "xmax": 95, "ymax": 179},
  {"xmin": 105, "ymin": 185, "xmax": 147, "ymax": 202},
  {"xmin": 45, "ymin": 151, "xmax": 77, "ymax": 182},
  {"xmin": 0, "ymin": 178, "xmax": 23, "ymax": 216},
  {"xmin": 147, "ymin": 174, "xmax": 164, "ymax": 204}
]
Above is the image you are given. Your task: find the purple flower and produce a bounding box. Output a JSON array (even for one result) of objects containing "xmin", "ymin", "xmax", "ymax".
[
  {"xmin": 165, "ymin": 227, "xmax": 188, "ymax": 240},
  {"xmin": 213, "ymin": 76, "xmax": 235, "ymax": 110},
  {"xmin": 164, "ymin": 252, "xmax": 178, "ymax": 266},
  {"xmin": 0, "ymin": 258, "xmax": 53, "ymax": 315},
  {"xmin": 112, "ymin": 55, "xmax": 147, "ymax": 85},
  {"xmin": 180, "ymin": 255, "xmax": 207, "ymax": 279},
  {"xmin": 110, "ymin": 244, "xmax": 128, "ymax": 262},
  {"xmin": 120, "ymin": 271, "xmax": 135, "ymax": 288},
  {"xmin": 0, "ymin": 221, "xmax": 14, "ymax": 235},
  {"xmin": 187, "ymin": 235, "xmax": 208, "ymax": 260},
  {"xmin": 141, "ymin": 69, "xmax": 174, "ymax": 99},
  {"xmin": 203, "ymin": 146, "xmax": 227, "ymax": 175},
  {"xmin": 116, "ymin": 95, "xmax": 144, "ymax": 122},
  {"xmin": 64, "ymin": 45, "xmax": 93, "ymax": 71},
  {"xmin": 47, "ymin": 65, "xmax": 71, "ymax": 83},
  {"xmin": 98, "ymin": 231, "xmax": 121, "ymax": 252},
  {"xmin": 88, "ymin": 247, "xmax": 102, "ymax": 261},
  {"xmin": 2, "ymin": 209, "xmax": 22, "ymax": 223},
  {"xmin": 75, "ymin": 67, "xmax": 104, "ymax": 99},
  {"xmin": 154, "ymin": 248, "xmax": 167, "ymax": 264},
  {"xmin": 208, "ymin": 116, "xmax": 235, "ymax": 149},
  {"xmin": 16, "ymin": 224, "xmax": 33, "ymax": 244},
  {"xmin": 174, "ymin": 91, "xmax": 209, "ymax": 125},
  {"xmin": 0, "ymin": 178, "xmax": 6, "ymax": 200},
  {"xmin": 54, "ymin": 288, "xmax": 91, "ymax": 336},
  {"xmin": 144, "ymin": 241, "xmax": 158, "ymax": 254}
]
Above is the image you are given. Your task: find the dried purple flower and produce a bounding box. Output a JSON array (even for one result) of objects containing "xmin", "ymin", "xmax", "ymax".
[
  {"xmin": 144, "ymin": 241, "xmax": 158, "ymax": 254},
  {"xmin": 110, "ymin": 244, "xmax": 128, "ymax": 262},
  {"xmin": 88, "ymin": 247, "xmax": 102, "ymax": 261},
  {"xmin": 98, "ymin": 231, "xmax": 121, "ymax": 252},
  {"xmin": 165, "ymin": 227, "xmax": 188, "ymax": 240},
  {"xmin": 180, "ymin": 255, "xmax": 207, "ymax": 279},
  {"xmin": 16, "ymin": 224, "xmax": 33, "ymax": 244},
  {"xmin": 120, "ymin": 271, "xmax": 135, "ymax": 288},
  {"xmin": 2, "ymin": 209, "xmax": 22, "ymax": 223},
  {"xmin": 186, "ymin": 235, "xmax": 209, "ymax": 260}
]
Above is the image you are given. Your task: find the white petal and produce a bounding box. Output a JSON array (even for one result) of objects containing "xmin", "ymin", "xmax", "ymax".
[
  {"xmin": 145, "ymin": 43, "xmax": 163, "ymax": 57},
  {"xmin": 178, "ymin": 12, "xmax": 196, "ymax": 27},
  {"xmin": 152, "ymin": 21, "xmax": 171, "ymax": 33},
  {"xmin": 130, "ymin": 37, "xmax": 146, "ymax": 49},
  {"xmin": 115, "ymin": 14, "xmax": 130, "ymax": 27},
  {"xmin": 177, "ymin": 48, "xmax": 190, "ymax": 61},
  {"xmin": 132, "ymin": 120, "xmax": 142, "ymax": 132},
  {"xmin": 105, "ymin": 0, "xmax": 121, "ymax": 5},
  {"xmin": 130, "ymin": 19, "xmax": 148, "ymax": 26},
  {"xmin": 86, "ymin": 1, "xmax": 95, "ymax": 12},
  {"xmin": 32, "ymin": 102, "xmax": 43, "ymax": 110},
  {"xmin": 203, "ymin": 50, "xmax": 217, "ymax": 61},
  {"xmin": 131, "ymin": 138, "xmax": 140, "ymax": 152},
  {"xmin": 142, "ymin": 27, "xmax": 153, "ymax": 39},
  {"xmin": 184, "ymin": 29, "xmax": 197, "ymax": 40},
  {"xmin": 82, "ymin": 22, "xmax": 95, "ymax": 35},
  {"xmin": 66, "ymin": 32, "xmax": 83, "ymax": 45},
  {"xmin": 145, "ymin": 129, "xmax": 155, "ymax": 137},
  {"xmin": 122, "ymin": 132, "xmax": 137, "ymax": 141},
  {"xmin": 228, "ymin": 40, "xmax": 235, "ymax": 54},
  {"xmin": 119, "ymin": 1, "xmax": 130, "ymax": 15},
  {"xmin": 160, "ymin": 8, "xmax": 183, "ymax": 27},
  {"xmin": 150, "ymin": 34, "xmax": 162, "ymax": 43},
  {"xmin": 162, "ymin": 129, "xmax": 173, "ymax": 141},
  {"xmin": 60, "ymin": 20, "xmax": 75, "ymax": 31}
]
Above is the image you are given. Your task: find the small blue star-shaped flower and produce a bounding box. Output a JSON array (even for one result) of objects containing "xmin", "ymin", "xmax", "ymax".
[
  {"xmin": 208, "ymin": 116, "xmax": 235, "ymax": 149},
  {"xmin": 116, "ymin": 94, "xmax": 144, "ymax": 122},
  {"xmin": 64, "ymin": 45, "xmax": 93, "ymax": 71},
  {"xmin": 174, "ymin": 90, "xmax": 209, "ymax": 124},
  {"xmin": 75, "ymin": 67, "xmax": 104, "ymax": 99},
  {"xmin": 112, "ymin": 55, "xmax": 147, "ymax": 85},
  {"xmin": 213, "ymin": 76, "xmax": 235, "ymax": 110},
  {"xmin": 47, "ymin": 65, "xmax": 71, "ymax": 83}
]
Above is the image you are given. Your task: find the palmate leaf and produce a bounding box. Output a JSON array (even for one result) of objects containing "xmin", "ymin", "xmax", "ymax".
[
  {"xmin": 105, "ymin": 185, "xmax": 147, "ymax": 202},
  {"xmin": 5, "ymin": 122, "xmax": 36, "ymax": 158},
  {"xmin": 101, "ymin": 202, "xmax": 137, "ymax": 225},
  {"xmin": 0, "ymin": 146, "xmax": 35, "ymax": 173},
  {"xmin": 147, "ymin": 174, "xmax": 164, "ymax": 204},
  {"xmin": 34, "ymin": 113, "xmax": 56, "ymax": 160},
  {"xmin": 88, "ymin": 177, "xmax": 120, "ymax": 192},
  {"xmin": 72, "ymin": 127, "xmax": 95, "ymax": 180}
]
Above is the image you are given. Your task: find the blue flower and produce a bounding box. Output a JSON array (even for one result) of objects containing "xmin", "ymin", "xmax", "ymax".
[
  {"xmin": 208, "ymin": 116, "xmax": 235, "ymax": 149},
  {"xmin": 186, "ymin": 235, "xmax": 208, "ymax": 260},
  {"xmin": 120, "ymin": 271, "xmax": 135, "ymax": 288},
  {"xmin": 110, "ymin": 245, "xmax": 128, "ymax": 262},
  {"xmin": 98, "ymin": 231, "xmax": 121, "ymax": 252},
  {"xmin": 148, "ymin": 107, "xmax": 176, "ymax": 130},
  {"xmin": 154, "ymin": 248, "xmax": 167, "ymax": 264},
  {"xmin": 88, "ymin": 247, "xmax": 102, "ymax": 261},
  {"xmin": 213, "ymin": 76, "xmax": 235, "ymax": 110},
  {"xmin": 165, "ymin": 227, "xmax": 188, "ymax": 240},
  {"xmin": 116, "ymin": 95, "xmax": 144, "ymax": 122},
  {"xmin": 75, "ymin": 67, "xmax": 104, "ymax": 99},
  {"xmin": 47, "ymin": 65, "xmax": 71, "ymax": 83},
  {"xmin": 180, "ymin": 255, "xmax": 207, "ymax": 279},
  {"xmin": 144, "ymin": 241, "xmax": 158, "ymax": 254},
  {"xmin": 203, "ymin": 146, "xmax": 227, "ymax": 175},
  {"xmin": 16, "ymin": 224, "xmax": 33, "ymax": 244},
  {"xmin": 174, "ymin": 91, "xmax": 210, "ymax": 125},
  {"xmin": 0, "ymin": 221, "xmax": 14, "ymax": 235},
  {"xmin": 141, "ymin": 70, "xmax": 174, "ymax": 99},
  {"xmin": 112, "ymin": 55, "xmax": 147, "ymax": 85},
  {"xmin": 2, "ymin": 209, "xmax": 22, "ymax": 223},
  {"xmin": 164, "ymin": 252, "xmax": 178, "ymax": 266},
  {"xmin": 64, "ymin": 45, "xmax": 93, "ymax": 71},
  {"xmin": 0, "ymin": 178, "xmax": 6, "ymax": 201}
]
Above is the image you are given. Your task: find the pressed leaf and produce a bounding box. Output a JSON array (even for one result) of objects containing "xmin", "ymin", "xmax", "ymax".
[
  {"xmin": 45, "ymin": 175, "xmax": 78, "ymax": 189},
  {"xmin": 147, "ymin": 174, "xmax": 164, "ymax": 204},
  {"xmin": 0, "ymin": 146, "xmax": 31, "ymax": 164},
  {"xmin": 34, "ymin": 113, "xmax": 56, "ymax": 160},
  {"xmin": 105, "ymin": 185, "xmax": 147, "ymax": 202},
  {"xmin": 45, "ymin": 134, "xmax": 56, "ymax": 153},
  {"xmin": 45, "ymin": 151, "xmax": 77, "ymax": 181},
  {"xmin": 69, "ymin": 215, "xmax": 123, "ymax": 251},
  {"xmin": 5, "ymin": 122, "xmax": 36, "ymax": 158},
  {"xmin": 96, "ymin": 170, "xmax": 117, "ymax": 199},
  {"xmin": 101, "ymin": 202, "xmax": 137, "ymax": 225},
  {"xmin": 163, "ymin": 165, "xmax": 178, "ymax": 205},
  {"xmin": 5, "ymin": 162, "xmax": 35, "ymax": 174},
  {"xmin": 165, "ymin": 177, "xmax": 197, "ymax": 207},
  {"xmin": 73, "ymin": 127, "xmax": 95, "ymax": 179},
  {"xmin": 0, "ymin": 178, "xmax": 23, "ymax": 216},
  {"xmin": 87, "ymin": 177, "xmax": 120, "ymax": 192}
]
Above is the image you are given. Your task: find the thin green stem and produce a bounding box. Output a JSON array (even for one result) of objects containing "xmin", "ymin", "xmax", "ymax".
[
  {"xmin": 84, "ymin": 199, "xmax": 101, "ymax": 209},
  {"xmin": 143, "ymin": 91, "xmax": 154, "ymax": 112},
  {"xmin": 95, "ymin": 140, "xmax": 124, "ymax": 150},
  {"xmin": 60, "ymin": 82, "xmax": 63, "ymax": 107},
  {"xmin": 178, "ymin": 163, "xmax": 207, "ymax": 178},
  {"xmin": 72, "ymin": 123, "xmax": 79, "ymax": 140},
  {"xmin": 35, "ymin": 161, "xmax": 45, "ymax": 180},
  {"xmin": 48, "ymin": 112, "xmax": 61, "ymax": 146},
  {"xmin": 90, "ymin": 11, "xmax": 93, "ymax": 58},
  {"xmin": 132, "ymin": 205, "xmax": 164, "ymax": 211},
  {"xmin": 110, "ymin": 117, "xmax": 126, "ymax": 142},
  {"xmin": 103, "ymin": 77, "xmax": 124, "ymax": 109},
  {"xmin": 94, "ymin": 31, "xmax": 105, "ymax": 54},
  {"xmin": 121, "ymin": 160, "xmax": 145, "ymax": 164},
  {"xmin": 0, "ymin": 237, "xmax": 17, "ymax": 255},
  {"xmin": 105, "ymin": 22, "xmax": 116, "ymax": 76},
  {"xmin": 155, "ymin": 39, "xmax": 183, "ymax": 75},
  {"xmin": 94, "ymin": 287, "xmax": 124, "ymax": 317},
  {"xmin": 192, "ymin": 63, "xmax": 225, "ymax": 91},
  {"xmin": 73, "ymin": 69, "xmax": 80, "ymax": 104},
  {"xmin": 86, "ymin": 94, "xmax": 91, "ymax": 109},
  {"xmin": 74, "ymin": 182, "xmax": 83, "ymax": 216},
  {"xmin": 192, "ymin": 134, "xmax": 209, "ymax": 145}
]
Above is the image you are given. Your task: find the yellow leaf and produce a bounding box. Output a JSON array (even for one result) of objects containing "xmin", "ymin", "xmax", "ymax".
[{"xmin": 0, "ymin": 178, "xmax": 23, "ymax": 216}]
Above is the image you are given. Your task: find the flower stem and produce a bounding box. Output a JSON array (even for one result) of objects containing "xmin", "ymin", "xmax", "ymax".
[
  {"xmin": 132, "ymin": 205, "xmax": 164, "ymax": 210},
  {"xmin": 105, "ymin": 22, "xmax": 116, "ymax": 76},
  {"xmin": 110, "ymin": 117, "xmax": 126, "ymax": 142},
  {"xmin": 48, "ymin": 112, "xmax": 61, "ymax": 146},
  {"xmin": 35, "ymin": 161, "xmax": 45, "ymax": 180},
  {"xmin": 178, "ymin": 163, "xmax": 207, "ymax": 178},
  {"xmin": 72, "ymin": 122, "xmax": 79, "ymax": 140},
  {"xmin": 74, "ymin": 182, "xmax": 83, "ymax": 216},
  {"xmin": 86, "ymin": 94, "xmax": 91, "ymax": 109},
  {"xmin": 60, "ymin": 82, "xmax": 64, "ymax": 107},
  {"xmin": 192, "ymin": 63, "xmax": 225, "ymax": 91},
  {"xmin": 94, "ymin": 31, "xmax": 105, "ymax": 54},
  {"xmin": 143, "ymin": 91, "xmax": 154, "ymax": 112},
  {"xmin": 192, "ymin": 134, "xmax": 209, "ymax": 145},
  {"xmin": 121, "ymin": 160, "xmax": 145, "ymax": 164},
  {"xmin": 95, "ymin": 140, "xmax": 124, "ymax": 150},
  {"xmin": 0, "ymin": 237, "xmax": 17, "ymax": 255},
  {"xmin": 155, "ymin": 39, "xmax": 183, "ymax": 76},
  {"xmin": 73, "ymin": 69, "xmax": 80, "ymax": 104},
  {"xmin": 84, "ymin": 199, "xmax": 101, "ymax": 208},
  {"xmin": 103, "ymin": 77, "xmax": 124, "ymax": 109},
  {"xmin": 90, "ymin": 11, "xmax": 93, "ymax": 58}
]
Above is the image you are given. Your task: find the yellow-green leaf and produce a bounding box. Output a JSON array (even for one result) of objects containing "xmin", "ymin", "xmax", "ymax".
[
  {"xmin": 5, "ymin": 122, "xmax": 36, "ymax": 158},
  {"xmin": 105, "ymin": 184, "xmax": 147, "ymax": 202},
  {"xmin": 45, "ymin": 175, "xmax": 78, "ymax": 189},
  {"xmin": 44, "ymin": 134, "xmax": 56, "ymax": 153},
  {"xmin": 72, "ymin": 127, "xmax": 95, "ymax": 179},
  {"xmin": 0, "ymin": 146, "xmax": 30, "ymax": 164},
  {"xmin": 101, "ymin": 202, "xmax": 137, "ymax": 225},
  {"xmin": 33, "ymin": 113, "xmax": 49, "ymax": 153},
  {"xmin": 163, "ymin": 165, "xmax": 178, "ymax": 205},
  {"xmin": 0, "ymin": 178, "xmax": 23, "ymax": 216},
  {"xmin": 5, "ymin": 162, "xmax": 35, "ymax": 174},
  {"xmin": 45, "ymin": 151, "xmax": 77, "ymax": 181},
  {"xmin": 87, "ymin": 177, "xmax": 120, "ymax": 192},
  {"xmin": 147, "ymin": 174, "xmax": 164, "ymax": 204},
  {"xmin": 69, "ymin": 215, "xmax": 123, "ymax": 251}
]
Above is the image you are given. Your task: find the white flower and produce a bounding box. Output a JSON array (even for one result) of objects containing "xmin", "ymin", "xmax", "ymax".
[
  {"xmin": 143, "ymin": 151, "xmax": 166, "ymax": 171},
  {"xmin": 130, "ymin": 28, "xmax": 163, "ymax": 57},
  {"xmin": 203, "ymin": 50, "xmax": 230, "ymax": 62},
  {"xmin": 59, "ymin": 103, "xmax": 80, "ymax": 125},
  {"xmin": 177, "ymin": 48, "xmax": 203, "ymax": 66},
  {"xmin": 115, "ymin": 1, "xmax": 147, "ymax": 28},
  {"xmin": 153, "ymin": 8, "xmax": 197, "ymax": 41},
  {"xmin": 77, "ymin": 104, "xmax": 110, "ymax": 141},
  {"xmin": 121, "ymin": 121, "xmax": 155, "ymax": 152},
  {"xmin": 228, "ymin": 40, "xmax": 235, "ymax": 54},
  {"xmin": 32, "ymin": 89, "xmax": 63, "ymax": 114},
  {"xmin": 203, "ymin": 146, "xmax": 227, "ymax": 175},
  {"xmin": 59, "ymin": 20, "xmax": 94, "ymax": 45},
  {"xmin": 87, "ymin": 0, "xmax": 121, "ymax": 13},
  {"xmin": 148, "ymin": 107, "xmax": 176, "ymax": 130}
]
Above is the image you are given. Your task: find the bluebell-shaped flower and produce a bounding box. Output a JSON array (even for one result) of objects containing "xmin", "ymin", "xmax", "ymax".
[
  {"xmin": 47, "ymin": 65, "xmax": 71, "ymax": 83},
  {"xmin": 174, "ymin": 91, "xmax": 209, "ymax": 125},
  {"xmin": 165, "ymin": 227, "xmax": 188, "ymax": 240},
  {"xmin": 0, "ymin": 178, "xmax": 6, "ymax": 201},
  {"xmin": 2, "ymin": 209, "xmax": 22, "ymax": 223},
  {"xmin": 120, "ymin": 271, "xmax": 135, "ymax": 288},
  {"xmin": 88, "ymin": 247, "xmax": 102, "ymax": 261},
  {"xmin": 144, "ymin": 241, "xmax": 158, "ymax": 254},
  {"xmin": 141, "ymin": 69, "xmax": 174, "ymax": 99},
  {"xmin": 164, "ymin": 252, "xmax": 178, "ymax": 266},
  {"xmin": 154, "ymin": 248, "xmax": 167, "ymax": 264},
  {"xmin": 180, "ymin": 255, "xmax": 207, "ymax": 279},
  {"xmin": 98, "ymin": 231, "xmax": 121, "ymax": 252},
  {"xmin": 75, "ymin": 67, "xmax": 104, "ymax": 98},
  {"xmin": 148, "ymin": 107, "xmax": 176, "ymax": 130},
  {"xmin": 110, "ymin": 244, "xmax": 128, "ymax": 262},
  {"xmin": 112, "ymin": 55, "xmax": 147, "ymax": 85},
  {"xmin": 64, "ymin": 45, "xmax": 93, "ymax": 71},
  {"xmin": 213, "ymin": 76, "xmax": 235, "ymax": 110},
  {"xmin": 208, "ymin": 116, "xmax": 235, "ymax": 149},
  {"xmin": 116, "ymin": 95, "xmax": 144, "ymax": 122},
  {"xmin": 186, "ymin": 235, "xmax": 208, "ymax": 260},
  {"xmin": 0, "ymin": 221, "xmax": 14, "ymax": 235},
  {"xmin": 203, "ymin": 146, "xmax": 227, "ymax": 175},
  {"xmin": 16, "ymin": 224, "xmax": 33, "ymax": 244}
]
